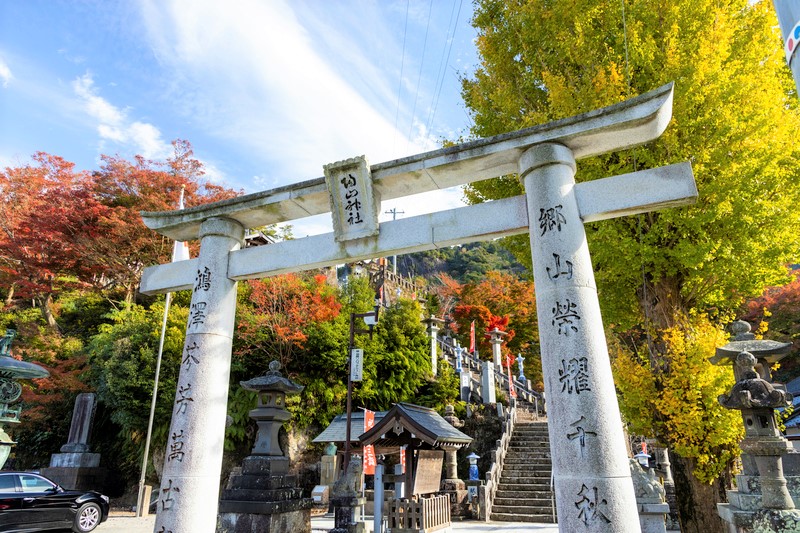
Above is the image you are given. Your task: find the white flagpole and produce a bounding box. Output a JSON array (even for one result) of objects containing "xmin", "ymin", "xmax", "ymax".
[{"xmin": 136, "ymin": 186, "xmax": 188, "ymax": 517}]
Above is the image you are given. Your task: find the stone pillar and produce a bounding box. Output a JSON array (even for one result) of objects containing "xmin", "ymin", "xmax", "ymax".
[
  {"xmin": 480, "ymin": 361, "xmax": 496, "ymax": 404},
  {"xmin": 441, "ymin": 405, "xmax": 468, "ymax": 516},
  {"xmin": 520, "ymin": 143, "xmax": 640, "ymax": 531},
  {"xmin": 155, "ymin": 217, "xmax": 244, "ymax": 533},
  {"xmin": 489, "ymin": 328, "xmax": 507, "ymax": 368},
  {"xmin": 423, "ymin": 316, "xmax": 444, "ymax": 377}
]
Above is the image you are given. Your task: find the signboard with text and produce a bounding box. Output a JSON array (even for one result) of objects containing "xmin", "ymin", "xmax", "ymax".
[{"xmin": 350, "ymin": 348, "xmax": 364, "ymax": 382}]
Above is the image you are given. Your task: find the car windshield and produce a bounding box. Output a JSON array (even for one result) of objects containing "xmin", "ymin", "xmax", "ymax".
[{"xmin": 19, "ymin": 474, "xmax": 55, "ymax": 493}]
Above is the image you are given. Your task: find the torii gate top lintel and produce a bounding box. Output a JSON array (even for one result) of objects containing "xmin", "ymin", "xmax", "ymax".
[{"xmin": 141, "ymin": 83, "xmax": 674, "ymax": 243}]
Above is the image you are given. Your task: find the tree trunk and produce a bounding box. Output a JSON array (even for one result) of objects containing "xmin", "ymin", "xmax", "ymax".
[
  {"xmin": 4, "ymin": 284, "xmax": 13, "ymax": 306},
  {"xmin": 40, "ymin": 293, "xmax": 60, "ymax": 331},
  {"xmin": 672, "ymin": 452, "xmax": 726, "ymax": 533}
]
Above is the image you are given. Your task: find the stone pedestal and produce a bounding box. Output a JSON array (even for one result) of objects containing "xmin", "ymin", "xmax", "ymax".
[
  {"xmin": 217, "ymin": 457, "xmax": 312, "ymax": 533},
  {"xmin": 330, "ymin": 495, "xmax": 366, "ymax": 533},
  {"xmin": 441, "ymin": 478, "xmax": 469, "ymax": 517}
]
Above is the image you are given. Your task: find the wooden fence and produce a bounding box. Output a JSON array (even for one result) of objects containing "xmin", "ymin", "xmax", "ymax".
[{"xmin": 387, "ymin": 494, "xmax": 451, "ymax": 533}]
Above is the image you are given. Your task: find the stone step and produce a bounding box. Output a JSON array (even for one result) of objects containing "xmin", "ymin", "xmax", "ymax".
[
  {"xmin": 500, "ymin": 467, "xmax": 551, "ymax": 477},
  {"xmin": 492, "ymin": 504, "xmax": 554, "ymax": 514},
  {"xmin": 496, "ymin": 483, "xmax": 552, "ymax": 492},
  {"xmin": 504, "ymin": 456, "xmax": 551, "ymax": 464},
  {"xmin": 495, "ymin": 490, "xmax": 553, "ymax": 500},
  {"xmin": 491, "ymin": 512, "xmax": 557, "ymax": 523},
  {"xmin": 502, "ymin": 461, "xmax": 552, "ymax": 469},
  {"xmin": 494, "ymin": 497, "xmax": 554, "ymax": 507}
]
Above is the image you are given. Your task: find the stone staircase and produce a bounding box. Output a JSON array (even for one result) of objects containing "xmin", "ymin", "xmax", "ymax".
[{"xmin": 491, "ymin": 419, "xmax": 556, "ymax": 523}]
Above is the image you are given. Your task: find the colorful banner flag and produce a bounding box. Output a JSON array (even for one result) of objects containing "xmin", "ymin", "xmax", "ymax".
[
  {"xmin": 469, "ymin": 321, "xmax": 476, "ymax": 353},
  {"xmin": 363, "ymin": 409, "xmax": 376, "ymax": 475}
]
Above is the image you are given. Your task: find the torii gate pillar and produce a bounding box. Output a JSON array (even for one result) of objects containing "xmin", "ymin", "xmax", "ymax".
[
  {"xmin": 153, "ymin": 217, "xmax": 244, "ymax": 533},
  {"xmin": 521, "ymin": 143, "xmax": 639, "ymax": 530}
]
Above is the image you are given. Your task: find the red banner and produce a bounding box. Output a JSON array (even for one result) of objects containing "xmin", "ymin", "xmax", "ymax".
[
  {"xmin": 469, "ymin": 321, "xmax": 476, "ymax": 353},
  {"xmin": 363, "ymin": 409, "xmax": 376, "ymax": 475}
]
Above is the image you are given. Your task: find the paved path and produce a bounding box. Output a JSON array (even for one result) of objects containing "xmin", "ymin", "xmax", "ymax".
[{"xmin": 97, "ymin": 513, "xmax": 559, "ymax": 532}]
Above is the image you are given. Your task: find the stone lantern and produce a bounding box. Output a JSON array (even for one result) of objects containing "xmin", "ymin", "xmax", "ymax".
[
  {"xmin": 0, "ymin": 329, "xmax": 49, "ymax": 469},
  {"xmin": 217, "ymin": 361, "xmax": 312, "ymax": 533},
  {"xmin": 717, "ymin": 352, "xmax": 800, "ymax": 532},
  {"xmin": 241, "ymin": 360, "xmax": 303, "ymax": 457}
]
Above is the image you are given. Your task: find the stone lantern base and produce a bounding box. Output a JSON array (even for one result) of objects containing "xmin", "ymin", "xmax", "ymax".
[{"xmin": 217, "ymin": 456, "xmax": 312, "ymax": 533}]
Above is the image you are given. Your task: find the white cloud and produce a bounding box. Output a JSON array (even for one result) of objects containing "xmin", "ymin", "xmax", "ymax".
[
  {"xmin": 139, "ymin": 0, "xmax": 431, "ymax": 187},
  {"xmin": 71, "ymin": 73, "xmax": 171, "ymax": 160},
  {"xmin": 0, "ymin": 57, "xmax": 13, "ymax": 88}
]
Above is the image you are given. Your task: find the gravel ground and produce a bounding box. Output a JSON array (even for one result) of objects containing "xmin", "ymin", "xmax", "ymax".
[{"xmin": 96, "ymin": 512, "xmax": 560, "ymax": 532}]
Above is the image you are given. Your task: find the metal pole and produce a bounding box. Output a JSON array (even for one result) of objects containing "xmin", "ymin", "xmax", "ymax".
[
  {"xmin": 384, "ymin": 208, "xmax": 404, "ymax": 275},
  {"xmin": 136, "ymin": 291, "xmax": 172, "ymax": 517},
  {"xmin": 344, "ymin": 313, "xmax": 356, "ymax": 472},
  {"xmin": 374, "ymin": 462, "xmax": 384, "ymax": 533}
]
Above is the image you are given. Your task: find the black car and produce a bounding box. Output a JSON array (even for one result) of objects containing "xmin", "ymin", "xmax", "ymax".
[{"xmin": 0, "ymin": 472, "xmax": 109, "ymax": 532}]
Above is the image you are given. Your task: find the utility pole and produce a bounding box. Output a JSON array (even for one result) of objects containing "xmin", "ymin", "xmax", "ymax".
[{"xmin": 384, "ymin": 207, "xmax": 404, "ymax": 275}]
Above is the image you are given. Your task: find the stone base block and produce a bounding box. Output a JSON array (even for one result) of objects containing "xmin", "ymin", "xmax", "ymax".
[
  {"xmin": 638, "ymin": 503, "xmax": 670, "ymax": 533},
  {"xmin": 241, "ymin": 456, "xmax": 288, "ymax": 476},
  {"xmin": 217, "ymin": 506, "xmax": 310, "ymax": 533},
  {"xmin": 718, "ymin": 502, "xmax": 755, "ymax": 530},
  {"xmin": 751, "ymin": 508, "xmax": 800, "ymax": 533},
  {"xmin": 48, "ymin": 452, "xmax": 100, "ymax": 468},
  {"xmin": 39, "ymin": 466, "xmax": 106, "ymax": 491},
  {"xmin": 441, "ymin": 488, "xmax": 469, "ymax": 517}
]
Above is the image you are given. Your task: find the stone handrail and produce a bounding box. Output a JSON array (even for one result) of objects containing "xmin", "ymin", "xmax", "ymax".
[{"xmin": 477, "ymin": 402, "xmax": 517, "ymax": 521}]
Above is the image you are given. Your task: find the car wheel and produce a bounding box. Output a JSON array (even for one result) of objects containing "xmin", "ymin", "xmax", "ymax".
[{"xmin": 73, "ymin": 502, "xmax": 102, "ymax": 533}]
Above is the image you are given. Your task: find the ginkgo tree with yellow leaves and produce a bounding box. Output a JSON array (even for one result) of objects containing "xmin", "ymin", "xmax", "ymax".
[{"xmin": 461, "ymin": 0, "xmax": 800, "ymax": 531}]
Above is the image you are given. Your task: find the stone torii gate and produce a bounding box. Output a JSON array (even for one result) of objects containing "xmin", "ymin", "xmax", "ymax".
[{"xmin": 140, "ymin": 83, "xmax": 697, "ymax": 533}]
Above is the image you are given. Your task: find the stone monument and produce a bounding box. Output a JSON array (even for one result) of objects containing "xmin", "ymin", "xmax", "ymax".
[
  {"xmin": 217, "ymin": 361, "xmax": 312, "ymax": 533},
  {"xmin": 139, "ymin": 83, "xmax": 696, "ymax": 532},
  {"xmin": 717, "ymin": 351, "xmax": 800, "ymax": 532},
  {"xmin": 629, "ymin": 459, "xmax": 669, "ymax": 533},
  {"xmin": 41, "ymin": 392, "xmax": 106, "ymax": 490}
]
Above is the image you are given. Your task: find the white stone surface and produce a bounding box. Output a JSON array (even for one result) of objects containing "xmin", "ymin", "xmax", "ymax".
[
  {"xmin": 521, "ymin": 143, "xmax": 641, "ymax": 532},
  {"xmin": 154, "ymin": 217, "xmax": 244, "ymax": 533},
  {"xmin": 141, "ymin": 84, "xmax": 676, "ymax": 242}
]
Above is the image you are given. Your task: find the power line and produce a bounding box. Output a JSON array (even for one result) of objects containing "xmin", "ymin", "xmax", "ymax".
[
  {"xmin": 426, "ymin": 0, "xmax": 464, "ymax": 136},
  {"xmin": 392, "ymin": 0, "xmax": 411, "ymax": 158},
  {"xmin": 405, "ymin": 0, "xmax": 434, "ymax": 152}
]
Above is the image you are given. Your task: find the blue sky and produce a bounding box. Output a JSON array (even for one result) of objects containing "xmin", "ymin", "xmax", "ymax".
[{"xmin": 0, "ymin": 0, "xmax": 478, "ymax": 235}]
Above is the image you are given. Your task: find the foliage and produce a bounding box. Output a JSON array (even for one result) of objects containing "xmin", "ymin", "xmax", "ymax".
[
  {"xmin": 741, "ymin": 269, "xmax": 800, "ymax": 382},
  {"xmin": 86, "ymin": 300, "xmax": 188, "ymax": 479},
  {"xmin": 401, "ymin": 242, "xmax": 526, "ymax": 284},
  {"xmin": 235, "ymin": 273, "xmax": 341, "ymax": 371},
  {"xmin": 611, "ymin": 314, "xmax": 742, "ymax": 483},
  {"xmin": 0, "ymin": 153, "xmax": 109, "ymax": 327},
  {"xmin": 462, "ymin": 0, "xmax": 800, "ymax": 328},
  {"xmin": 90, "ymin": 140, "xmax": 240, "ymax": 303}
]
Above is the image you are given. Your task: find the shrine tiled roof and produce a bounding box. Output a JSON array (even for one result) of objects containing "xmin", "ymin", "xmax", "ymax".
[
  {"xmin": 312, "ymin": 410, "xmax": 388, "ymax": 445},
  {"xmin": 359, "ymin": 403, "xmax": 472, "ymax": 449}
]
